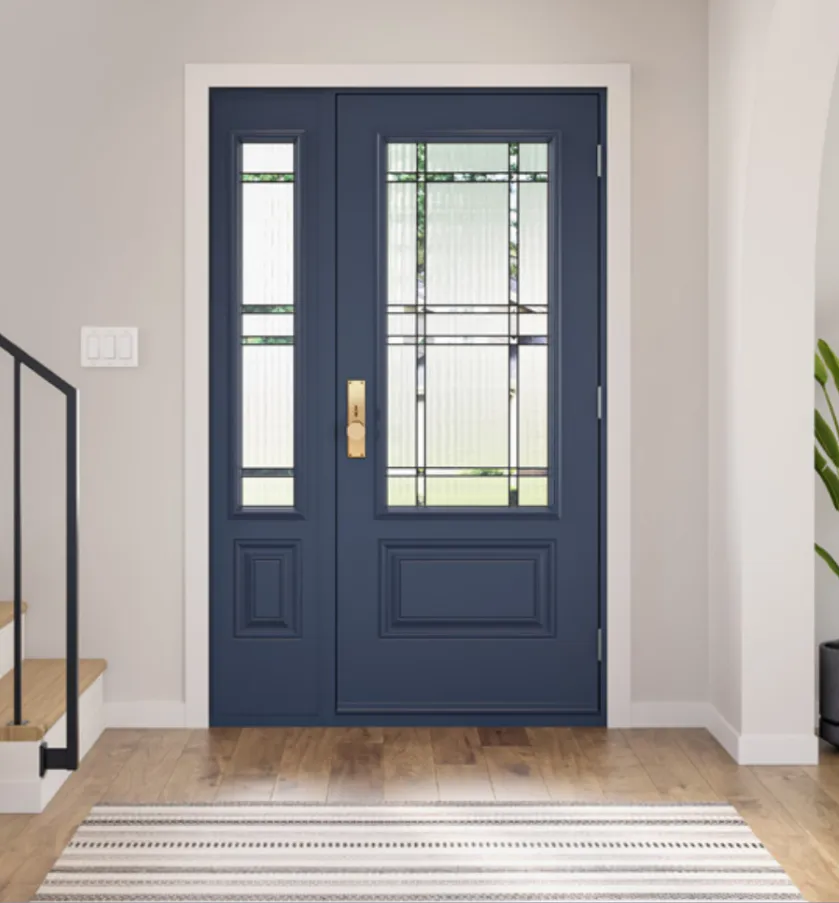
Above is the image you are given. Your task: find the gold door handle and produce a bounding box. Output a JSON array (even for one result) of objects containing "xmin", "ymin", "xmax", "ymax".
[{"xmin": 347, "ymin": 380, "xmax": 366, "ymax": 458}]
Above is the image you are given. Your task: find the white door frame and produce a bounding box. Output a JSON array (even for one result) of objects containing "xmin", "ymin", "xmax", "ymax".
[{"xmin": 183, "ymin": 63, "xmax": 632, "ymax": 728}]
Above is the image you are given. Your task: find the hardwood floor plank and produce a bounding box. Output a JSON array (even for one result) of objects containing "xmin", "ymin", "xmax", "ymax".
[
  {"xmin": 326, "ymin": 737, "xmax": 384, "ymax": 802},
  {"xmin": 526, "ymin": 727, "xmax": 604, "ymax": 801},
  {"xmin": 753, "ymin": 765, "xmax": 839, "ymax": 852},
  {"xmin": 483, "ymin": 745, "xmax": 551, "ymax": 801},
  {"xmin": 429, "ymin": 727, "xmax": 481, "ymax": 765},
  {"xmin": 624, "ymin": 729, "xmax": 720, "ymax": 801},
  {"xmin": 215, "ymin": 728, "xmax": 289, "ymax": 802},
  {"xmin": 272, "ymin": 729, "xmax": 337, "ymax": 802},
  {"xmin": 434, "ymin": 763, "xmax": 495, "ymax": 801},
  {"xmin": 5, "ymin": 726, "xmax": 839, "ymax": 903},
  {"xmin": 0, "ymin": 816, "xmax": 32, "ymax": 855},
  {"xmin": 803, "ymin": 743, "xmax": 839, "ymax": 804},
  {"xmin": 102, "ymin": 729, "xmax": 191, "ymax": 804},
  {"xmin": 678, "ymin": 729, "xmax": 839, "ymax": 902},
  {"xmin": 382, "ymin": 727, "xmax": 438, "ymax": 801},
  {"xmin": 1, "ymin": 881, "xmax": 39, "ymax": 903},
  {"xmin": 432, "ymin": 730, "xmax": 493, "ymax": 801},
  {"xmin": 0, "ymin": 730, "xmax": 144, "ymax": 891},
  {"xmin": 573, "ymin": 728, "xmax": 661, "ymax": 801},
  {"xmin": 477, "ymin": 727, "xmax": 531, "ymax": 747},
  {"xmin": 160, "ymin": 728, "xmax": 240, "ymax": 803}
]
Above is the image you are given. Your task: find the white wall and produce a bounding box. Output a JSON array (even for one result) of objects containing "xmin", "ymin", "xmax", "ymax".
[
  {"xmin": 816, "ymin": 76, "xmax": 839, "ymax": 648},
  {"xmin": 707, "ymin": 0, "xmax": 774, "ymax": 736},
  {"xmin": 0, "ymin": 0, "xmax": 709, "ymax": 713},
  {"xmin": 708, "ymin": 0, "xmax": 839, "ymax": 762}
]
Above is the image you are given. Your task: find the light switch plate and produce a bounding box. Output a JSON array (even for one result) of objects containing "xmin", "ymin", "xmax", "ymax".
[{"xmin": 81, "ymin": 327, "xmax": 139, "ymax": 367}]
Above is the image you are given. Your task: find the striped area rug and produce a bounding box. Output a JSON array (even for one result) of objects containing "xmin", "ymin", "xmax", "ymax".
[{"xmin": 34, "ymin": 802, "xmax": 803, "ymax": 902}]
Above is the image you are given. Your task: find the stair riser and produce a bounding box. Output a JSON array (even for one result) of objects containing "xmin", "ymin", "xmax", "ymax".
[
  {"xmin": 0, "ymin": 616, "xmax": 24, "ymax": 682},
  {"xmin": 0, "ymin": 671, "xmax": 105, "ymax": 813}
]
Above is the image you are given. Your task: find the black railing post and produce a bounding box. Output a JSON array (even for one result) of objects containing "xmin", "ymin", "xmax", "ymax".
[
  {"xmin": 13, "ymin": 357, "xmax": 22, "ymax": 726},
  {"xmin": 65, "ymin": 388, "xmax": 79, "ymax": 769},
  {"xmin": 1, "ymin": 331, "xmax": 79, "ymax": 772}
]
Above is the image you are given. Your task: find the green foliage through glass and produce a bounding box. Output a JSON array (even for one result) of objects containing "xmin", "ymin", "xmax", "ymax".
[{"xmin": 815, "ymin": 339, "xmax": 839, "ymax": 578}]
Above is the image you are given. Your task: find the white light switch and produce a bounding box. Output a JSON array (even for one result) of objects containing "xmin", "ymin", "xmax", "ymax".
[{"xmin": 81, "ymin": 327, "xmax": 138, "ymax": 367}]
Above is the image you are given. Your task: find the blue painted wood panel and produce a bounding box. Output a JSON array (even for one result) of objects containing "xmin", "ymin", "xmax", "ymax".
[{"xmin": 336, "ymin": 93, "xmax": 602, "ymax": 718}]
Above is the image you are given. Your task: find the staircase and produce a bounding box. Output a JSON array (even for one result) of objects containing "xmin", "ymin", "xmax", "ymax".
[{"xmin": 0, "ymin": 333, "xmax": 107, "ymax": 813}]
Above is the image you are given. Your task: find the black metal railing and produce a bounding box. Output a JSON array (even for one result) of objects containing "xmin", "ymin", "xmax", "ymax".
[{"xmin": 0, "ymin": 331, "xmax": 79, "ymax": 774}]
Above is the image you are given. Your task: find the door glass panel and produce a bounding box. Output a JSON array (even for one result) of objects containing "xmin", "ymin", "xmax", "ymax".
[
  {"xmin": 518, "ymin": 476, "xmax": 549, "ymax": 507},
  {"xmin": 519, "ymin": 182, "xmax": 548, "ymax": 308},
  {"xmin": 240, "ymin": 142, "xmax": 296, "ymax": 507},
  {"xmin": 387, "ymin": 183, "xmax": 417, "ymax": 304},
  {"xmin": 519, "ymin": 345, "xmax": 548, "ymax": 468},
  {"xmin": 387, "ymin": 346, "xmax": 416, "ymax": 467},
  {"xmin": 387, "ymin": 143, "xmax": 417, "ymax": 173},
  {"xmin": 426, "ymin": 143, "xmax": 508, "ymax": 173},
  {"xmin": 426, "ymin": 183, "xmax": 507, "ymax": 306},
  {"xmin": 519, "ymin": 143, "xmax": 548, "ymax": 173},
  {"xmin": 386, "ymin": 141, "xmax": 551, "ymax": 507}
]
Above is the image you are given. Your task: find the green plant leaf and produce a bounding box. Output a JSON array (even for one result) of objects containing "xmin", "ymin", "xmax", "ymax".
[
  {"xmin": 816, "ymin": 352, "xmax": 828, "ymax": 385},
  {"xmin": 816, "ymin": 543, "xmax": 839, "ymax": 579},
  {"xmin": 818, "ymin": 339, "xmax": 839, "ymax": 390},
  {"xmin": 816, "ymin": 409, "xmax": 839, "ymax": 466},
  {"xmin": 816, "ymin": 448, "xmax": 839, "ymax": 509}
]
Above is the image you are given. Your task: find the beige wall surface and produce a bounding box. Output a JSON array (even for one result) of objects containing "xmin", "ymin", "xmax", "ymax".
[{"xmin": 0, "ymin": 0, "xmax": 708, "ymax": 710}]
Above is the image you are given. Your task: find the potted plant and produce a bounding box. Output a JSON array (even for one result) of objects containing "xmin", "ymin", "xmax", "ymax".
[{"xmin": 814, "ymin": 338, "xmax": 839, "ymax": 748}]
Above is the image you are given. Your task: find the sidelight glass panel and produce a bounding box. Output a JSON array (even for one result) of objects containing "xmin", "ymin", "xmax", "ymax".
[
  {"xmin": 242, "ymin": 346, "xmax": 294, "ymax": 468},
  {"xmin": 385, "ymin": 140, "xmax": 551, "ymax": 507},
  {"xmin": 242, "ymin": 477, "xmax": 294, "ymax": 507},
  {"xmin": 242, "ymin": 143, "xmax": 294, "ymax": 173},
  {"xmin": 242, "ymin": 314, "xmax": 294, "ymax": 336},
  {"xmin": 240, "ymin": 142, "xmax": 296, "ymax": 507},
  {"xmin": 242, "ymin": 184, "xmax": 294, "ymax": 306}
]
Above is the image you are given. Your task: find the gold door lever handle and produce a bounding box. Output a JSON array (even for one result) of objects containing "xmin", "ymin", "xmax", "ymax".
[{"xmin": 347, "ymin": 380, "xmax": 366, "ymax": 458}]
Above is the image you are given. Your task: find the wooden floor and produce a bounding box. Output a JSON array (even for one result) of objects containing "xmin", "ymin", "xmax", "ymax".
[{"xmin": 1, "ymin": 728, "xmax": 839, "ymax": 901}]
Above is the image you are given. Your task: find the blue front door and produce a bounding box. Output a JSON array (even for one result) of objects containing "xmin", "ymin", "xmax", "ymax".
[{"xmin": 210, "ymin": 89, "xmax": 605, "ymax": 726}]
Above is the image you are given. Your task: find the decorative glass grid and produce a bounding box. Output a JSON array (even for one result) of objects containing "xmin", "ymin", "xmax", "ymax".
[
  {"xmin": 386, "ymin": 142, "xmax": 550, "ymax": 508},
  {"xmin": 239, "ymin": 142, "xmax": 296, "ymax": 508}
]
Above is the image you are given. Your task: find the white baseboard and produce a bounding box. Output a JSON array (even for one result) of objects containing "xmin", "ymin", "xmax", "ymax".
[
  {"xmin": 632, "ymin": 700, "xmax": 818, "ymax": 765},
  {"xmin": 0, "ymin": 672, "xmax": 105, "ymax": 813},
  {"xmin": 737, "ymin": 731, "xmax": 819, "ymax": 765},
  {"xmin": 703, "ymin": 704, "xmax": 741, "ymax": 761},
  {"xmin": 104, "ymin": 700, "xmax": 187, "ymax": 728}
]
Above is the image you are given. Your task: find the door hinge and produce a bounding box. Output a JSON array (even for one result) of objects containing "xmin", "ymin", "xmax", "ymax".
[
  {"xmin": 596, "ymin": 144, "xmax": 603, "ymax": 178},
  {"xmin": 597, "ymin": 385, "xmax": 603, "ymax": 420},
  {"xmin": 597, "ymin": 628, "xmax": 603, "ymax": 662}
]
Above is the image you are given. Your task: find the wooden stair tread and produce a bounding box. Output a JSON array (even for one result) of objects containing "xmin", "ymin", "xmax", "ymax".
[
  {"xmin": 0, "ymin": 658, "xmax": 107, "ymax": 741},
  {"xmin": 0, "ymin": 601, "xmax": 28, "ymax": 630}
]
